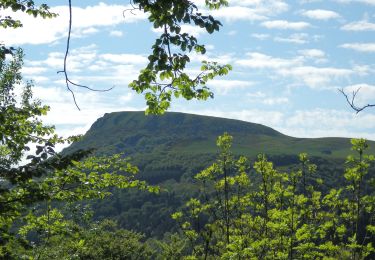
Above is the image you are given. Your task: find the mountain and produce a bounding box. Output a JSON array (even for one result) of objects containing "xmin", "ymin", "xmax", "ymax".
[
  {"xmin": 63, "ymin": 111, "xmax": 375, "ymax": 237},
  {"xmin": 66, "ymin": 111, "xmax": 374, "ymax": 160}
]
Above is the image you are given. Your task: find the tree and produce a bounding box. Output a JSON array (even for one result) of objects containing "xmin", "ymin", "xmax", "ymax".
[
  {"xmin": 0, "ymin": 49, "xmax": 68, "ymax": 256},
  {"xmin": 1, "ymin": 0, "xmax": 232, "ymax": 114},
  {"xmin": 0, "ymin": 0, "xmax": 232, "ymax": 256},
  {"xmin": 31, "ymin": 219, "xmax": 156, "ymax": 259},
  {"xmin": 0, "ymin": 48, "xmax": 158, "ymax": 258},
  {"xmin": 173, "ymin": 134, "xmax": 375, "ymax": 259},
  {"xmin": 128, "ymin": 0, "xmax": 232, "ymax": 114}
]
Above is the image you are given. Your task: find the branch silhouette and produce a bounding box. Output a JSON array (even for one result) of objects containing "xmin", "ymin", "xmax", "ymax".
[
  {"xmin": 58, "ymin": 0, "xmax": 114, "ymax": 110},
  {"xmin": 339, "ymin": 88, "xmax": 375, "ymax": 114}
]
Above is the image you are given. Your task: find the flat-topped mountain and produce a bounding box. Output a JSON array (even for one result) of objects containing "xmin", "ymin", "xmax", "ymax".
[{"xmin": 65, "ymin": 111, "xmax": 374, "ymax": 159}]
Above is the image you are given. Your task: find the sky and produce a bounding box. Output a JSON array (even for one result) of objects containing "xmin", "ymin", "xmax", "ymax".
[{"xmin": 1, "ymin": 0, "xmax": 375, "ymax": 142}]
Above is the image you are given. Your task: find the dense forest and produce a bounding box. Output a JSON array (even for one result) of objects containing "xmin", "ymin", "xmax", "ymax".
[{"xmin": 1, "ymin": 0, "xmax": 374, "ymax": 259}]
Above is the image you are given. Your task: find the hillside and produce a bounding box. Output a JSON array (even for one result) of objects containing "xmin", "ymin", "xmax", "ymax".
[
  {"xmin": 63, "ymin": 111, "xmax": 375, "ymax": 237},
  {"xmin": 66, "ymin": 111, "xmax": 374, "ymax": 159}
]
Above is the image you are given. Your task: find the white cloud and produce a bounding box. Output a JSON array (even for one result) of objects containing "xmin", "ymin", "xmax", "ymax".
[
  {"xmin": 274, "ymin": 33, "xmax": 309, "ymax": 44},
  {"xmin": 152, "ymin": 24, "xmax": 207, "ymax": 37},
  {"xmin": 298, "ymin": 49, "xmax": 327, "ymax": 63},
  {"xmin": 110, "ymin": 30, "xmax": 124, "ymax": 37},
  {"xmin": 188, "ymin": 52, "xmax": 234, "ymax": 64},
  {"xmin": 236, "ymin": 52, "xmax": 302, "ymax": 69},
  {"xmin": 278, "ymin": 66, "xmax": 352, "ymax": 89},
  {"xmin": 300, "ymin": 9, "xmax": 340, "ymax": 20},
  {"xmin": 247, "ymin": 91, "xmax": 266, "ymax": 98},
  {"xmin": 22, "ymin": 66, "xmax": 47, "ymax": 75},
  {"xmin": 29, "ymin": 76, "xmax": 49, "ymax": 83},
  {"xmin": 30, "ymin": 52, "xmax": 64, "ymax": 69},
  {"xmin": 192, "ymin": 0, "xmax": 289, "ymax": 23},
  {"xmin": 285, "ymin": 109, "xmax": 375, "ymax": 131},
  {"xmin": 251, "ymin": 33, "xmax": 270, "ymax": 40},
  {"xmin": 207, "ymin": 79, "xmax": 254, "ymax": 94},
  {"xmin": 210, "ymin": 0, "xmax": 289, "ymax": 21},
  {"xmin": 30, "ymin": 85, "xmax": 142, "ymax": 140},
  {"xmin": 227, "ymin": 30, "xmax": 237, "ymax": 36},
  {"xmin": 359, "ymin": 0, "xmax": 375, "ymax": 4},
  {"xmin": 0, "ymin": 2, "xmax": 146, "ymax": 45},
  {"xmin": 262, "ymin": 97, "xmax": 289, "ymax": 105},
  {"xmin": 119, "ymin": 92, "xmax": 134, "ymax": 102},
  {"xmin": 340, "ymin": 43, "xmax": 375, "ymax": 52},
  {"xmin": 181, "ymin": 24, "xmax": 207, "ymax": 36},
  {"xmin": 341, "ymin": 20, "xmax": 375, "ymax": 31},
  {"xmin": 245, "ymin": 91, "xmax": 289, "ymax": 106},
  {"xmin": 352, "ymin": 64, "xmax": 374, "ymax": 76},
  {"xmin": 343, "ymin": 84, "xmax": 375, "ymax": 104},
  {"xmin": 71, "ymin": 27, "xmax": 99, "ymax": 38},
  {"xmin": 261, "ymin": 20, "xmax": 311, "ymax": 30},
  {"xmin": 100, "ymin": 53, "xmax": 148, "ymax": 65},
  {"xmin": 237, "ymin": 52, "xmax": 352, "ymax": 89},
  {"xmin": 299, "ymin": 0, "xmax": 323, "ymax": 3},
  {"xmin": 26, "ymin": 45, "xmax": 99, "ymax": 77},
  {"xmin": 231, "ymin": 0, "xmax": 289, "ymax": 15},
  {"xmin": 209, "ymin": 6, "xmax": 267, "ymax": 22},
  {"xmin": 335, "ymin": 0, "xmax": 375, "ymax": 5},
  {"xmin": 298, "ymin": 49, "xmax": 325, "ymax": 58}
]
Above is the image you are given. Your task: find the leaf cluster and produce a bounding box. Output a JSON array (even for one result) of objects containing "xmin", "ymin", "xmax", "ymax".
[
  {"xmin": 129, "ymin": 0, "xmax": 231, "ymax": 114},
  {"xmin": 0, "ymin": 0, "xmax": 56, "ymax": 29}
]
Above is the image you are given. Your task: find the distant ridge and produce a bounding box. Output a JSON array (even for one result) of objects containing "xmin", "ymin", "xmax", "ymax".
[{"xmin": 65, "ymin": 111, "xmax": 375, "ymax": 159}]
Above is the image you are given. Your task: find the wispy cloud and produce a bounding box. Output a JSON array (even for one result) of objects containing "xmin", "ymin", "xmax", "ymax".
[
  {"xmin": 0, "ymin": 2, "xmax": 146, "ymax": 45},
  {"xmin": 278, "ymin": 66, "xmax": 352, "ymax": 89},
  {"xmin": 300, "ymin": 9, "xmax": 340, "ymax": 20},
  {"xmin": 109, "ymin": 30, "xmax": 124, "ymax": 37},
  {"xmin": 152, "ymin": 24, "xmax": 207, "ymax": 37},
  {"xmin": 298, "ymin": 49, "xmax": 325, "ymax": 58},
  {"xmin": 236, "ymin": 52, "xmax": 302, "ymax": 69},
  {"xmin": 209, "ymin": 6, "xmax": 267, "ymax": 22},
  {"xmin": 236, "ymin": 52, "xmax": 353, "ymax": 89},
  {"xmin": 274, "ymin": 33, "xmax": 309, "ymax": 44},
  {"xmin": 343, "ymin": 84, "xmax": 375, "ymax": 104},
  {"xmin": 207, "ymin": 79, "xmax": 255, "ymax": 95},
  {"xmin": 298, "ymin": 49, "xmax": 327, "ymax": 63},
  {"xmin": 100, "ymin": 53, "xmax": 148, "ymax": 65},
  {"xmin": 251, "ymin": 33, "xmax": 270, "ymax": 40},
  {"xmin": 335, "ymin": 0, "xmax": 375, "ymax": 5},
  {"xmin": 341, "ymin": 20, "xmax": 375, "ymax": 31},
  {"xmin": 340, "ymin": 43, "xmax": 375, "ymax": 52},
  {"xmin": 262, "ymin": 97, "xmax": 289, "ymax": 105},
  {"xmin": 261, "ymin": 20, "xmax": 311, "ymax": 30}
]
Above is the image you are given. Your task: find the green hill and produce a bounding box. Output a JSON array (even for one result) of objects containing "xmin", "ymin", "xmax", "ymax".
[
  {"xmin": 63, "ymin": 111, "xmax": 375, "ymax": 237},
  {"xmin": 66, "ymin": 111, "xmax": 373, "ymax": 159}
]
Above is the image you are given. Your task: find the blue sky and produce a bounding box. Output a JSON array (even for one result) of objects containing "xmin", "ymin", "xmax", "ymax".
[{"xmin": 1, "ymin": 0, "xmax": 375, "ymax": 141}]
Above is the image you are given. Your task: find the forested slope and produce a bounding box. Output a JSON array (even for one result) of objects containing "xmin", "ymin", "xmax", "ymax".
[{"xmin": 63, "ymin": 111, "xmax": 375, "ymax": 237}]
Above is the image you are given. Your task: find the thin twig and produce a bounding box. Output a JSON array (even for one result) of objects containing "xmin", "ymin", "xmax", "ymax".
[
  {"xmin": 123, "ymin": 0, "xmax": 138, "ymax": 18},
  {"xmin": 339, "ymin": 88, "xmax": 375, "ymax": 113}
]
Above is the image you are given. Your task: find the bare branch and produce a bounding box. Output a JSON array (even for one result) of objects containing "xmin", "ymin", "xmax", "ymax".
[
  {"xmin": 58, "ymin": 0, "xmax": 113, "ymax": 110},
  {"xmin": 123, "ymin": 0, "xmax": 139, "ymax": 18},
  {"xmin": 339, "ymin": 88, "xmax": 375, "ymax": 113}
]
